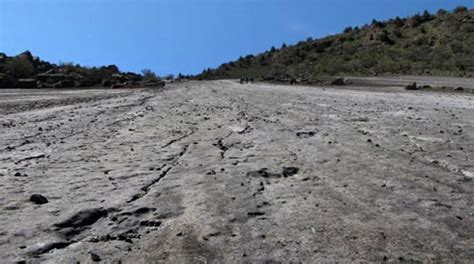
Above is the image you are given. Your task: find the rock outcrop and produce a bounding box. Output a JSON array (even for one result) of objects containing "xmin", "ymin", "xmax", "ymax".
[{"xmin": 0, "ymin": 51, "xmax": 165, "ymax": 89}]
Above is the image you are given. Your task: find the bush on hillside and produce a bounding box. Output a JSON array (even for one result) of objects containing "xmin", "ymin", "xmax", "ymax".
[
  {"xmin": 371, "ymin": 19, "xmax": 384, "ymax": 28},
  {"xmin": 141, "ymin": 69, "xmax": 159, "ymax": 82},
  {"xmin": 437, "ymin": 9, "xmax": 448, "ymax": 16},
  {"xmin": 5, "ymin": 57, "xmax": 34, "ymax": 78},
  {"xmin": 422, "ymin": 10, "xmax": 433, "ymax": 21},
  {"xmin": 393, "ymin": 17, "xmax": 404, "ymax": 27},
  {"xmin": 454, "ymin": 6, "xmax": 468, "ymax": 13}
]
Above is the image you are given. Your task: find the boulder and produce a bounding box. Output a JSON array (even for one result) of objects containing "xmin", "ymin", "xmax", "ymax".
[
  {"xmin": 124, "ymin": 80, "xmax": 139, "ymax": 87},
  {"xmin": 124, "ymin": 72, "xmax": 142, "ymax": 82},
  {"xmin": 17, "ymin": 51, "xmax": 34, "ymax": 63},
  {"xmin": 75, "ymin": 78, "xmax": 95, "ymax": 88},
  {"xmin": 100, "ymin": 65, "xmax": 120, "ymax": 75},
  {"xmin": 36, "ymin": 73, "xmax": 68, "ymax": 82},
  {"xmin": 0, "ymin": 73, "xmax": 17, "ymax": 88},
  {"xmin": 30, "ymin": 194, "xmax": 48, "ymax": 204},
  {"xmin": 111, "ymin": 73, "xmax": 126, "ymax": 82},
  {"xmin": 0, "ymin": 53, "xmax": 6, "ymax": 69},
  {"xmin": 37, "ymin": 82, "xmax": 54, "ymax": 89},
  {"xmin": 101, "ymin": 79, "xmax": 115, "ymax": 88},
  {"xmin": 405, "ymin": 82, "xmax": 419, "ymax": 90},
  {"xmin": 111, "ymin": 83, "xmax": 125, "ymax": 89},
  {"xmin": 331, "ymin": 77, "xmax": 346, "ymax": 85},
  {"xmin": 143, "ymin": 80, "xmax": 165, "ymax": 88},
  {"xmin": 67, "ymin": 73, "xmax": 84, "ymax": 80},
  {"xmin": 52, "ymin": 79, "xmax": 75, "ymax": 88},
  {"xmin": 17, "ymin": 79, "xmax": 37, "ymax": 88}
]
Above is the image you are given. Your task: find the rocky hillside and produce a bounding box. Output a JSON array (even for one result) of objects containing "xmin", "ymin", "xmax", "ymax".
[
  {"xmin": 0, "ymin": 51, "xmax": 164, "ymax": 89},
  {"xmin": 198, "ymin": 7, "xmax": 474, "ymax": 82}
]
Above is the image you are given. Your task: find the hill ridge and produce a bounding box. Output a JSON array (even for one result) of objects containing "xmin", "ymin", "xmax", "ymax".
[{"xmin": 198, "ymin": 6, "xmax": 474, "ymax": 82}]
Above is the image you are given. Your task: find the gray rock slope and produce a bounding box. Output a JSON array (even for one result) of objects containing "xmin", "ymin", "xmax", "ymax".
[{"xmin": 0, "ymin": 80, "xmax": 473, "ymax": 263}]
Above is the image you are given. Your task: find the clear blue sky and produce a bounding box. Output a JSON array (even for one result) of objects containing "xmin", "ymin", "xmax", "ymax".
[{"xmin": 0, "ymin": 0, "xmax": 472, "ymax": 75}]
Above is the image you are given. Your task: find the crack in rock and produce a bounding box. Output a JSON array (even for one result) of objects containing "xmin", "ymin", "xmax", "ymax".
[
  {"xmin": 128, "ymin": 144, "xmax": 191, "ymax": 204},
  {"xmin": 15, "ymin": 154, "xmax": 46, "ymax": 164},
  {"xmin": 216, "ymin": 139, "xmax": 228, "ymax": 159},
  {"xmin": 54, "ymin": 208, "xmax": 110, "ymax": 229},
  {"xmin": 161, "ymin": 130, "xmax": 196, "ymax": 149}
]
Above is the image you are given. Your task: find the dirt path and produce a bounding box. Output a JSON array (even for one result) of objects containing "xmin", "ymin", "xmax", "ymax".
[{"xmin": 0, "ymin": 80, "xmax": 473, "ymax": 263}]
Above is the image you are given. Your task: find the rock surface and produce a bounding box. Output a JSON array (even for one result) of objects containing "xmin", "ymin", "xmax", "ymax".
[{"xmin": 0, "ymin": 79, "xmax": 473, "ymax": 262}]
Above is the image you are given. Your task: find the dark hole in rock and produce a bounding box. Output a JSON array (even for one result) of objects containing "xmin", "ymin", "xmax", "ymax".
[
  {"xmin": 282, "ymin": 167, "xmax": 299, "ymax": 177},
  {"xmin": 247, "ymin": 169, "xmax": 279, "ymax": 178},
  {"xmin": 30, "ymin": 194, "xmax": 48, "ymax": 205},
  {"xmin": 296, "ymin": 131, "xmax": 316, "ymax": 138},
  {"xmin": 90, "ymin": 252, "xmax": 101, "ymax": 262},
  {"xmin": 134, "ymin": 207, "xmax": 156, "ymax": 215},
  {"xmin": 248, "ymin": 211, "xmax": 266, "ymax": 217},
  {"xmin": 140, "ymin": 220, "xmax": 161, "ymax": 227}
]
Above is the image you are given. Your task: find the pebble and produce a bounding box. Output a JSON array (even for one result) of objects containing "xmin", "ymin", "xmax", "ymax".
[{"xmin": 90, "ymin": 252, "xmax": 101, "ymax": 262}]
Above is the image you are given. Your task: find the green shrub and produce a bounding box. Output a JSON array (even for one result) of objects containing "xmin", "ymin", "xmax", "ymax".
[
  {"xmin": 59, "ymin": 61, "xmax": 79, "ymax": 73},
  {"xmin": 392, "ymin": 28, "xmax": 402, "ymax": 38},
  {"xmin": 393, "ymin": 17, "xmax": 404, "ymax": 27},
  {"xmin": 5, "ymin": 57, "xmax": 34, "ymax": 78},
  {"xmin": 422, "ymin": 10, "xmax": 432, "ymax": 21},
  {"xmin": 141, "ymin": 69, "xmax": 159, "ymax": 82},
  {"xmin": 411, "ymin": 13, "xmax": 427, "ymax": 27},
  {"xmin": 437, "ymin": 9, "xmax": 448, "ymax": 16},
  {"xmin": 454, "ymin": 6, "xmax": 468, "ymax": 13},
  {"xmin": 164, "ymin": 74, "xmax": 174, "ymax": 80},
  {"xmin": 371, "ymin": 19, "xmax": 384, "ymax": 28},
  {"xmin": 379, "ymin": 30, "xmax": 394, "ymax": 44}
]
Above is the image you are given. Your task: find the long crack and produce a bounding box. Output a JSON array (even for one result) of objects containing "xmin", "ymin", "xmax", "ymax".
[{"xmin": 127, "ymin": 143, "xmax": 191, "ymax": 204}]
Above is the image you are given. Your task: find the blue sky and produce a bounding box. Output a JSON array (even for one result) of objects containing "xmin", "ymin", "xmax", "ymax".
[{"xmin": 0, "ymin": 0, "xmax": 472, "ymax": 75}]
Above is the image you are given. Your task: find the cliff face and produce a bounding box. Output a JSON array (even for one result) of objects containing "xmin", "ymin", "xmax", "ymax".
[{"xmin": 198, "ymin": 8, "xmax": 474, "ymax": 81}]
